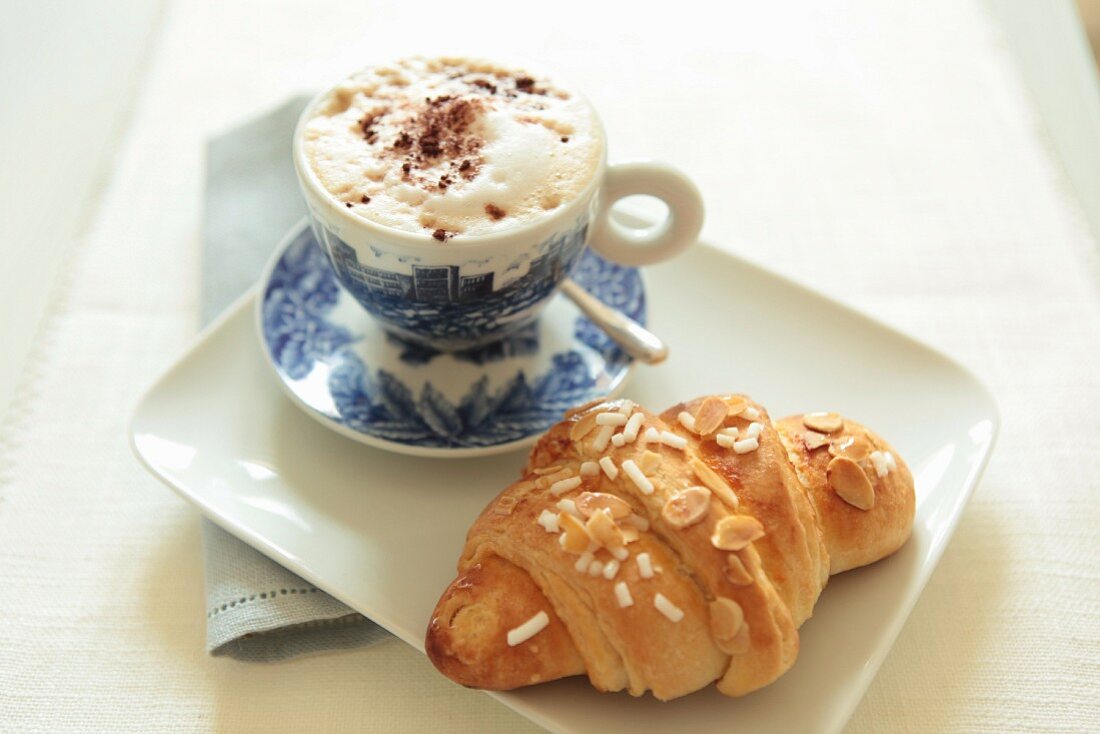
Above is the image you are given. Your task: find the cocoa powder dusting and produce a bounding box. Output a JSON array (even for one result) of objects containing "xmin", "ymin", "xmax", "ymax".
[
  {"xmin": 419, "ymin": 135, "xmax": 442, "ymax": 157},
  {"xmin": 416, "ymin": 96, "xmax": 479, "ymax": 160},
  {"xmin": 348, "ymin": 67, "xmax": 568, "ymax": 240},
  {"xmin": 360, "ymin": 112, "xmax": 383, "ymax": 143},
  {"xmin": 471, "ymin": 78, "xmax": 497, "ymax": 94},
  {"xmin": 387, "ymin": 96, "xmax": 486, "ymax": 191}
]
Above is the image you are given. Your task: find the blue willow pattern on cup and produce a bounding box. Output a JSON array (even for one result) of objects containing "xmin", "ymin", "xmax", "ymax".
[
  {"xmin": 318, "ymin": 218, "xmax": 589, "ymax": 350},
  {"xmin": 261, "ymin": 227, "xmax": 645, "ymax": 449}
]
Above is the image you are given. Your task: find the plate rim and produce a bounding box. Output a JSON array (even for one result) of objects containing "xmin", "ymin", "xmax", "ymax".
[{"xmin": 129, "ymin": 237, "xmax": 1001, "ymax": 734}]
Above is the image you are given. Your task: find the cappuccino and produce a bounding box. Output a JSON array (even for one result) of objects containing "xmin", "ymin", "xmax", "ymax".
[{"xmin": 302, "ymin": 57, "xmax": 603, "ymax": 240}]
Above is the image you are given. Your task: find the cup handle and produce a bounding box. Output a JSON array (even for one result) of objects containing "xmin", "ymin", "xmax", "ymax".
[{"xmin": 589, "ymin": 161, "xmax": 705, "ymax": 267}]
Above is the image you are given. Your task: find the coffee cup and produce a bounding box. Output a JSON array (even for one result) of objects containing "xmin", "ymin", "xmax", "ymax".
[{"xmin": 293, "ymin": 58, "xmax": 703, "ymax": 351}]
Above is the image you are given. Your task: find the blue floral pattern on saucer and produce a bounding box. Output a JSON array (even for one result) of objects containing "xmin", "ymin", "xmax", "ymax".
[{"xmin": 258, "ymin": 223, "xmax": 645, "ymax": 456}]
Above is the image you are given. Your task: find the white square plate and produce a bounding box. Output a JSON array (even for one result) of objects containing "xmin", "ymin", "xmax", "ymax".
[{"xmin": 131, "ymin": 241, "xmax": 997, "ymax": 733}]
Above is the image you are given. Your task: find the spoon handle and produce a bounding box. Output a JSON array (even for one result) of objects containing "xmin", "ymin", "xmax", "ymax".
[{"xmin": 560, "ymin": 278, "xmax": 669, "ymax": 365}]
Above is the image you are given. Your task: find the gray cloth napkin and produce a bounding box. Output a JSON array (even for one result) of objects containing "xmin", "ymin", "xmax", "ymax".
[{"xmin": 200, "ymin": 96, "xmax": 389, "ymax": 660}]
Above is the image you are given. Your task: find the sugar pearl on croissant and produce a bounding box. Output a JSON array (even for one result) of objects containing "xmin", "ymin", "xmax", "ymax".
[
  {"xmin": 598, "ymin": 456, "xmax": 619, "ymax": 480},
  {"xmin": 660, "ymin": 430, "xmax": 687, "ymax": 450},
  {"xmin": 732, "ymin": 437, "xmax": 759, "ymax": 454},
  {"xmin": 621, "ymin": 459, "xmax": 654, "ymax": 495},
  {"xmin": 506, "ymin": 611, "xmax": 549, "ymax": 647},
  {"xmin": 425, "ymin": 395, "xmax": 916, "ymax": 702},
  {"xmin": 622, "ymin": 412, "xmax": 645, "ymax": 442},
  {"xmin": 592, "ymin": 424, "xmax": 615, "ymax": 452},
  {"xmin": 654, "ymin": 593, "xmax": 685, "ymax": 622},
  {"xmin": 555, "ymin": 498, "xmax": 580, "ymax": 518},
  {"xmin": 614, "ymin": 581, "xmax": 633, "ymax": 608},
  {"xmin": 537, "ymin": 509, "xmax": 559, "ymax": 533},
  {"xmin": 549, "ymin": 476, "xmax": 581, "ymax": 496}
]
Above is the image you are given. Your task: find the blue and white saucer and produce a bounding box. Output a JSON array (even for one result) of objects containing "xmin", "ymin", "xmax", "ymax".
[{"xmin": 256, "ymin": 222, "xmax": 646, "ymax": 457}]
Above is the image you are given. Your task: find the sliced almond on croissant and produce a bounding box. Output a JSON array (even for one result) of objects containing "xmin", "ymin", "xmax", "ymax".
[
  {"xmin": 802, "ymin": 430, "xmax": 830, "ymax": 450},
  {"xmin": 575, "ymin": 492, "xmax": 632, "ymax": 519},
  {"xmin": 586, "ymin": 509, "xmax": 626, "ymax": 554},
  {"xmin": 638, "ymin": 450, "xmax": 662, "ymax": 474},
  {"xmin": 690, "ymin": 458, "xmax": 739, "ymax": 510},
  {"xmin": 827, "ymin": 456, "xmax": 875, "ymax": 510},
  {"xmin": 803, "ymin": 411, "xmax": 843, "ymax": 434},
  {"xmin": 709, "ymin": 597, "xmax": 745, "ymax": 640},
  {"xmin": 725, "ymin": 396, "xmax": 749, "ymax": 416},
  {"xmin": 829, "ymin": 434, "xmax": 873, "ymax": 462},
  {"xmin": 494, "ymin": 496, "xmax": 518, "ymax": 516},
  {"xmin": 558, "ymin": 512, "xmax": 591, "ymax": 553},
  {"xmin": 569, "ymin": 412, "xmax": 599, "ymax": 442},
  {"xmin": 661, "ymin": 486, "xmax": 711, "ymax": 529},
  {"xmin": 716, "ymin": 623, "xmax": 752, "ymax": 655},
  {"xmin": 725, "ymin": 552, "xmax": 754, "ymax": 585},
  {"xmin": 429, "ymin": 397, "xmax": 916, "ymax": 702},
  {"xmin": 693, "ymin": 397, "xmax": 729, "ymax": 435},
  {"xmin": 711, "ymin": 515, "xmax": 765, "ymax": 551}
]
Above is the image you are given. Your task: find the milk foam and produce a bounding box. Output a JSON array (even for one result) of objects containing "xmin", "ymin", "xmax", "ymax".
[{"xmin": 302, "ymin": 58, "xmax": 603, "ymax": 239}]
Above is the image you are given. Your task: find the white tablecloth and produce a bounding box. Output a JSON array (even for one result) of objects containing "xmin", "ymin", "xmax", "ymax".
[{"xmin": 1, "ymin": 1, "xmax": 1098, "ymax": 730}]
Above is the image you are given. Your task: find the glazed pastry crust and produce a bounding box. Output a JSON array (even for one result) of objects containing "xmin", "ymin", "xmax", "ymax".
[
  {"xmin": 425, "ymin": 396, "xmax": 915, "ymax": 700},
  {"xmin": 773, "ymin": 415, "xmax": 915, "ymax": 574}
]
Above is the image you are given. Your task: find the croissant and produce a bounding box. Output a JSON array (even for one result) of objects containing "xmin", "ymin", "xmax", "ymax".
[{"xmin": 425, "ymin": 395, "xmax": 914, "ymax": 700}]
